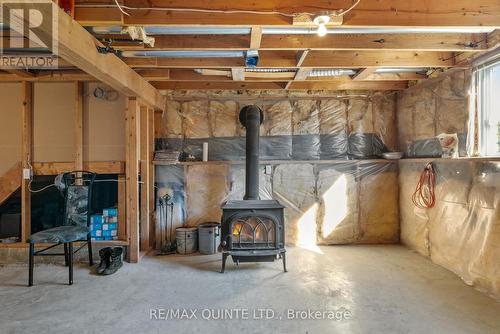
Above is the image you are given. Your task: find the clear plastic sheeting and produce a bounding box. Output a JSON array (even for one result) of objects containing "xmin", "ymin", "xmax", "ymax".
[
  {"xmin": 399, "ymin": 160, "xmax": 500, "ymax": 299},
  {"xmin": 209, "ymin": 101, "xmax": 238, "ymax": 137},
  {"xmin": 318, "ymin": 99, "xmax": 347, "ymax": 135},
  {"xmin": 272, "ymin": 161, "xmax": 398, "ymax": 246},
  {"xmin": 263, "ymin": 100, "xmax": 292, "ymax": 136},
  {"xmin": 226, "ymin": 165, "xmax": 273, "ymax": 202},
  {"xmin": 185, "ymin": 164, "xmax": 229, "ymax": 226},
  {"xmin": 164, "ymin": 101, "xmax": 182, "ymax": 138},
  {"xmin": 398, "ymin": 69, "xmax": 471, "ymax": 157},
  {"xmin": 155, "ymin": 161, "xmax": 398, "ymax": 248},
  {"xmin": 292, "ymin": 100, "xmax": 320, "ymax": 135},
  {"xmin": 154, "ymin": 165, "xmax": 186, "ymax": 243},
  {"xmin": 156, "ymin": 92, "xmax": 397, "ymax": 161},
  {"xmin": 181, "ymin": 101, "xmax": 210, "ymax": 138}
]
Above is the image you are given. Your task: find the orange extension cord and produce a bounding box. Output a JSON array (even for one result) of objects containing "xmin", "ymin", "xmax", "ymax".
[{"xmin": 412, "ymin": 162, "xmax": 436, "ymax": 209}]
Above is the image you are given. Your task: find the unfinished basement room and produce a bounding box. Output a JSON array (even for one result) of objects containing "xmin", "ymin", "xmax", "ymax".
[{"xmin": 0, "ymin": 1, "xmax": 499, "ymax": 333}]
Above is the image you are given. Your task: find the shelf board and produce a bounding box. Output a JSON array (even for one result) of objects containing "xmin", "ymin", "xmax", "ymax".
[{"xmin": 153, "ymin": 159, "xmax": 396, "ymax": 166}]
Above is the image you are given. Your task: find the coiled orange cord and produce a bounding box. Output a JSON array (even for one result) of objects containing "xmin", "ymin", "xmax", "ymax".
[{"xmin": 412, "ymin": 162, "xmax": 436, "ymax": 209}]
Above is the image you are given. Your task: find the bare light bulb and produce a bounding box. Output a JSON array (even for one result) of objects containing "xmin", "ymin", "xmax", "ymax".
[
  {"xmin": 317, "ymin": 23, "xmax": 328, "ymax": 37},
  {"xmin": 313, "ymin": 14, "xmax": 331, "ymax": 37}
]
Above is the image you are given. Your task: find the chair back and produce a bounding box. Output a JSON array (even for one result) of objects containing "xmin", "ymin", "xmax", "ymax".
[{"xmin": 62, "ymin": 171, "xmax": 96, "ymax": 227}]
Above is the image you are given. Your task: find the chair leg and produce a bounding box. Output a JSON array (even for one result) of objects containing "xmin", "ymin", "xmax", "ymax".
[
  {"xmin": 87, "ymin": 234, "xmax": 94, "ymax": 266},
  {"xmin": 28, "ymin": 243, "xmax": 34, "ymax": 286},
  {"xmin": 64, "ymin": 243, "xmax": 69, "ymax": 266},
  {"xmin": 68, "ymin": 242, "xmax": 73, "ymax": 285}
]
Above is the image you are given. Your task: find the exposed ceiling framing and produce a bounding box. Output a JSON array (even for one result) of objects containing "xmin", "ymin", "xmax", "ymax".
[{"xmin": 1, "ymin": 1, "xmax": 499, "ymax": 91}]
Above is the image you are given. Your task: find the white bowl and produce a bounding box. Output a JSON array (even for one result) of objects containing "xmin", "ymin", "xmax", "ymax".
[{"xmin": 382, "ymin": 152, "xmax": 404, "ymax": 160}]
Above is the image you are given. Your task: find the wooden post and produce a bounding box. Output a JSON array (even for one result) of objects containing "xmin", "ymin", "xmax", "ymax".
[
  {"xmin": 148, "ymin": 107, "xmax": 155, "ymax": 249},
  {"xmin": 117, "ymin": 174, "xmax": 127, "ymax": 241},
  {"xmin": 74, "ymin": 82, "xmax": 84, "ymax": 171},
  {"xmin": 21, "ymin": 82, "xmax": 33, "ymax": 242},
  {"xmin": 125, "ymin": 98, "xmax": 140, "ymax": 262},
  {"xmin": 139, "ymin": 105, "xmax": 150, "ymax": 251}
]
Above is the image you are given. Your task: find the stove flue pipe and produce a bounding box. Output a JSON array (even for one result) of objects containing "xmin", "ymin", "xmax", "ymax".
[{"xmin": 239, "ymin": 105, "xmax": 263, "ymax": 200}]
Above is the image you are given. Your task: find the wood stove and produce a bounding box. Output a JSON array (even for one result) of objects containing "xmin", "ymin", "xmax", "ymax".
[{"xmin": 220, "ymin": 105, "xmax": 286, "ymax": 273}]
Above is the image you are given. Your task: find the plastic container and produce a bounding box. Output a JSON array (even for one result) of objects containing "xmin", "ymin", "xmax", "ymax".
[
  {"xmin": 198, "ymin": 223, "xmax": 221, "ymax": 255},
  {"xmin": 176, "ymin": 227, "xmax": 198, "ymax": 254}
]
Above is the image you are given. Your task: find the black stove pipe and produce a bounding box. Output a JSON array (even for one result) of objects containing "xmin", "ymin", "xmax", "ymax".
[{"xmin": 239, "ymin": 105, "xmax": 263, "ymax": 200}]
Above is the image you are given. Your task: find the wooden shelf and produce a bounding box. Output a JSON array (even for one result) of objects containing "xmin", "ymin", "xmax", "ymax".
[
  {"xmin": 399, "ymin": 157, "xmax": 500, "ymax": 163},
  {"xmin": 153, "ymin": 159, "xmax": 396, "ymax": 166}
]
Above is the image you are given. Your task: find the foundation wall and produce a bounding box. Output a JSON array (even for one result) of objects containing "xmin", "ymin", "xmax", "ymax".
[
  {"xmin": 397, "ymin": 70, "xmax": 500, "ymax": 300},
  {"xmin": 155, "ymin": 90, "xmax": 400, "ymax": 247}
]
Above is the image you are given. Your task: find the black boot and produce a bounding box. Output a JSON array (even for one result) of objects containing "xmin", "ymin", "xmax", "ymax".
[
  {"xmin": 102, "ymin": 247, "xmax": 123, "ymax": 275},
  {"xmin": 97, "ymin": 247, "xmax": 112, "ymax": 275}
]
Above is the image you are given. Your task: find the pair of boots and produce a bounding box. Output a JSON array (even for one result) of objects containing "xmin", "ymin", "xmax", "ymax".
[{"xmin": 97, "ymin": 247, "xmax": 123, "ymax": 275}]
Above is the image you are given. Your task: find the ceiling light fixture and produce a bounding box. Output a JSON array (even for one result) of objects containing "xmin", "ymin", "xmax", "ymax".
[{"xmin": 313, "ymin": 14, "xmax": 331, "ymax": 37}]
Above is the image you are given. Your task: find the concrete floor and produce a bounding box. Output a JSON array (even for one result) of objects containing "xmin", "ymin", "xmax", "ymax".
[{"xmin": 0, "ymin": 245, "xmax": 499, "ymax": 334}]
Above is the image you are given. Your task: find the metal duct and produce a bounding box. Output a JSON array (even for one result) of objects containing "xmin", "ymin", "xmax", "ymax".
[
  {"xmin": 375, "ymin": 68, "xmax": 428, "ymax": 73},
  {"xmin": 245, "ymin": 68, "xmax": 297, "ymax": 73},
  {"xmin": 89, "ymin": 26, "xmax": 494, "ymax": 36},
  {"xmin": 88, "ymin": 26, "xmax": 251, "ymax": 35},
  {"xmin": 120, "ymin": 50, "xmax": 244, "ymax": 58},
  {"xmin": 239, "ymin": 105, "xmax": 263, "ymax": 201},
  {"xmin": 309, "ymin": 69, "xmax": 356, "ymax": 77}
]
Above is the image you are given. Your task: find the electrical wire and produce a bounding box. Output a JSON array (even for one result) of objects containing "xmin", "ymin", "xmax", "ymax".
[
  {"xmin": 412, "ymin": 162, "xmax": 436, "ymax": 209},
  {"xmin": 77, "ymin": 0, "xmax": 362, "ymax": 18},
  {"xmin": 28, "ymin": 181, "xmax": 56, "ymax": 193}
]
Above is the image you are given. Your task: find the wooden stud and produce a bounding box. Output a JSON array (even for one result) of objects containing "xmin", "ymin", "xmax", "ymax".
[
  {"xmin": 125, "ymin": 98, "xmax": 140, "ymax": 262},
  {"xmin": 32, "ymin": 161, "xmax": 125, "ymax": 175},
  {"xmin": 139, "ymin": 105, "xmax": 151, "ymax": 251},
  {"xmin": 117, "ymin": 175, "xmax": 127, "ymax": 241},
  {"xmin": 250, "ymin": 26, "xmax": 263, "ymax": 49},
  {"xmin": 296, "ymin": 50, "xmax": 310, "ymax": 67},
  {"xmin": 74, "ymin": 82, "xmax": 84, "ymax": 171},
  {"xmin": 231, "ymin": 68, "xmax": 245, "ymax": 81},
  {"xmin": 21, "ymin": 82, "xmax": 33, "ymax": 242},
  {"xmin": 352, "ymin": 68, "xmax": 378, "ymax": 81},
  {"xmin": 294, "ymin": 68, "xmax": 312, "ymax": 81},
  {"xmin": 147, "ymin": 107, "xmax": 156, "ymax": 249}
]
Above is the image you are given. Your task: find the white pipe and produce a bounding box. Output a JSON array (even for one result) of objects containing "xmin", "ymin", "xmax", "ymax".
[
  {"xmin": 120, "ymin": 50, "xmax": 244, "ymax": 58},
  {"xmin": 309, "ymin": 69, "xmax": 356, "ymax": 77},
  {"xmin": 89, "ymin": 26, "xmax": 494, "ymax": 36}
]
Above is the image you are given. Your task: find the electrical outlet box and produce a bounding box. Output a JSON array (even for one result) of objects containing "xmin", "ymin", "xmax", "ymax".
[
  {"xmin": 265, "ymin": 165, "xmax": 272, "ymax": 175},
  {"xmin": 23, "ymin": 168, "xmax": 31, "ymax": 180}
]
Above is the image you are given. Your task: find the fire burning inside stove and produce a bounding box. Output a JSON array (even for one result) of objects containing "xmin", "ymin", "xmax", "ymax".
[
  {"xmin": 231, "ymin": 216, "xmax": 276, "ymax": 249},
  {"xmin": 220, "ymin": 105, "xmax": 286, "ymax": 273}
]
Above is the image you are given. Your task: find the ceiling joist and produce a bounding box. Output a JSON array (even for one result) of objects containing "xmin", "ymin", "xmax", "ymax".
[
  {"xmin": 122, "ymin": 50, "xmax": 456, "ymax": 69},
  {"xmin": 103, "ymin": 33, "xmax": 489, "ymax": 52},
  {"xmin": 74, "ymin": 0, "xmax": 500, "ymax": 27}
]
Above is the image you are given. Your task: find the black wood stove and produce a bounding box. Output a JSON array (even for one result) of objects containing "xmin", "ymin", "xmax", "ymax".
[{"xmin": 220, "ymin": 105, "xmax": 286, "ymax": 273}]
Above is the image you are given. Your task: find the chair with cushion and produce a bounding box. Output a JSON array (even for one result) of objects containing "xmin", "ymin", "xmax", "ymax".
[{"xmin": 28, "ymin": 171, "xmax": 96, "ymax": 286}]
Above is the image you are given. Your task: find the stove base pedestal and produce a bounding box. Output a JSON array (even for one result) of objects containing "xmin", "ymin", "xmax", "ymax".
[{"xmin": 220, "ymin": 249, "xmax": 286, "ymax": 273}]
